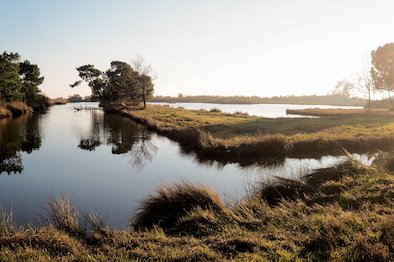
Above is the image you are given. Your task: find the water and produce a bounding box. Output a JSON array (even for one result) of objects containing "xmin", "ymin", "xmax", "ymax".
[
  {"xmin": 150, "ymin": 102, "xmax": 363, "ymax": 118},
  {"xmin": 0, "ymin": 103, "xmax": 372, "ymax": 228}
]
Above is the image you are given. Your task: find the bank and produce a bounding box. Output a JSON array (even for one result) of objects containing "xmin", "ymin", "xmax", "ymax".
[{"xmin": 105, "ymin": 104, "xmax": 394, "ymax": 166}]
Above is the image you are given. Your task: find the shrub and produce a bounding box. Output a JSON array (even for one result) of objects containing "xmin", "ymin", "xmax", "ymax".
[{"xmin": 209, "ymin": 108, "xmax": 222, "ymax": 113}]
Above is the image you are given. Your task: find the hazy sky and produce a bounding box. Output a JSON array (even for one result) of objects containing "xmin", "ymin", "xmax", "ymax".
[{"xmin": 1, "ymin": 0, "xmax": 394, "ymax": 98}]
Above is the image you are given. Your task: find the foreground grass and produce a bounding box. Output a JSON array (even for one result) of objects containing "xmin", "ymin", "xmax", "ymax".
[
  {"xmin": 0, "ymin": 159, "xmax": 393, "ymax": 261},
  {"xmin": 107, "ymin": 104, "xmax": 394, "ymax": 164}
]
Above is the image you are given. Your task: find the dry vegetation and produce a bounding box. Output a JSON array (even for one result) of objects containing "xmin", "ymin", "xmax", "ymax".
[
  {"xmin": 0, "ymin": 158, "xmax": 393, "ymax": 261},
  {"xmin": 287, "ymin": 108, "xmax": 391, "ymax": 117},
  {"xmin": 0, "ymin": 101, "xmax": 33, "ymax": 118}
]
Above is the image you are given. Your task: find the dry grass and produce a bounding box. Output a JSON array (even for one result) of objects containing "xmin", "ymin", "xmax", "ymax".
[
  {"xmin": 132, "ymin": 182, "xmax": 232, "ymax": 231},
  {"xmin": 49, "ymin": 97, "xmax": 68, "ymax": 105},
  {"xmin": 4, "ymin": 102, "xmax": 33, "ymax": 117},
  {"xmin": 0, "ymin": 160, "xmax": 393, "ymax": 260},
  {"xmin": 0, "ymin": 208, "xmax": 14, "ymax": 237},
  {"xmin": 46, "ymin": 196, "xmax": 82, "ymax": 237},
  {"xmin": 0, "ymin": 107, "xmax": 11, "ymax": 119}
]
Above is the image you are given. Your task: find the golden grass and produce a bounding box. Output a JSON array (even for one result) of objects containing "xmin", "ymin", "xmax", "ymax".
[
  {"xmin": 0, "ymin": 161, "xmax": 393, "ymax": 260},
  {"xmin": 4, "ymin": 102, "xmax": 33, "ymax": 117},
  {"xmin": 132, "ymin": 182, "xmax": 232, "ymax": 231},
  {"xmin": 0, "ymin": 108, "xmax": 11, "ymax": 119}
]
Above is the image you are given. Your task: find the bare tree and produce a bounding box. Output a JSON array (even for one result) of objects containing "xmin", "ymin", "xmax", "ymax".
[
  {"xmin": 358, "ymin": 57, "xmax": 375, "ymax": 112},
  {"xmin": 130, "ymin": 56, "xmax": 156, "ymax": 108}
]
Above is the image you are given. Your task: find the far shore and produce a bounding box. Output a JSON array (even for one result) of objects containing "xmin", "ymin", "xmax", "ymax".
[
  {"xmin": 104, "ymin": 103, "xmax": 394, "ymax": 166},
  {"xmin": 150, "ymin": 94, "xmax": 366, "ymax": 106}
]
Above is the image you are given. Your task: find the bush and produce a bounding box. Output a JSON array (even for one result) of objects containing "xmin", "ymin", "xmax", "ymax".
[{"xmin": 209, "ymin": 108, "xmax": 222, "ymax": 113}]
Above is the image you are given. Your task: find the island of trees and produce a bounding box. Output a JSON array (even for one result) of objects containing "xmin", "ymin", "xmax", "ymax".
[{"xmin": 71, "ymin": 58, "xmax": 154, "ymax": 110}]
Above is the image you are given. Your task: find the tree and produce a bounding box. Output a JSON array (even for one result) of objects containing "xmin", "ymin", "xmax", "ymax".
[
  {"xmin": 0, "ymin": 51, "xmax": 46, "ymax": 109},
  {"xmin": 357, "ymin": 60, "xmax": 375, "ymax": 112},
  {"xmin": 371, "ymin": 43, "xmax": 394, "ymax": 103},
  {"xmin": 130, "ymin": 56, "xmax": 155, "ymax": 108},
  {"xmin": 0, "ymin": 52, "xmax": 22, "ymax": 101},
  {"xmin": 72, "ymin": 65, "xmax": 106, "ymax": 100},
  {"xmin": 332, "ymin": 79, "xmax": 355, "ymax": 97},
  {"xmin": 72, "ymin": 59, "xmax": 154, "ymax": 109},
  {"xmin": 19, "ymin": 60, "xmax": 44, "ymax": 103}
]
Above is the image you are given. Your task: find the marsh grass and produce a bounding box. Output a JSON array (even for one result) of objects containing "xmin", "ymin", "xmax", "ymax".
[
  {"xmin": 46, "ymin": 196, "xmax": 82, "ymax": 237},
  {"xmin": 132, "ymin": 182, "xmax": 232, "ymax": 231},
  {"xmin": 110, "ymin": 105, "xmax": 394, "ymax": 166},
  {"xmin": 0, "ymin": 158, "xmax": 394, "ymax": 261},
  {"xmin": 0, "ymin": 160, "xmax": 393, "ymax": 260},
  {"xmin": 0, "ymin": 107, "xmax": 11, "ymax": 118},
  {"xmin": 0, "ymin": 207, "xmax": 14, "ymax": 237},
  {"xmin": 4, "ymin": 101, "xmax": 33, "ymax": 117}
]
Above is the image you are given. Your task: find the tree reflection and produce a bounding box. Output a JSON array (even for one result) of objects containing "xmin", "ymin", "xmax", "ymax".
[
  {"xmin": 78, "ymin": 112, "xmax": 157, "ymax": 170},
  {"xmin": 0, "ymin": 114, "xmax": 42, "ymax": 174}
]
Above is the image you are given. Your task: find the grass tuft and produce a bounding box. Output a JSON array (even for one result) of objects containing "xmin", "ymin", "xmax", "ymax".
[
  {"xmin": 46, "ymin": 196, "xmax": 82, "ymax": 237},
  {"xmin": 132, "ymin": 182, "xmax": 229, "ymax": 231},
  {"xmin": 0, "ymin": 207, "xmax": 14, "ymax": 237}
]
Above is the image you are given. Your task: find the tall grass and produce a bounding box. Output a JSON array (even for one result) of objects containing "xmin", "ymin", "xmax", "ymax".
[
  {"xmin": 132, "ymin": 182, "xmax": 229, "ymax": 230},
  {"xmin": 46, "ymin": 196, "xmax": 82, "ymax": 236},
  {"xmin": 0, "ymin": 160, "xmax": 393, "ymax": 260},
  {"xmin": 0, "ymin": 107, "xmax": 12, "ymax": 119},
  {"xmin": 5, "ymin": 101, "xmax": 33, "ymax": 117},
  {"xmin": 0, "ymin": 207, "xmax": 14, "ymax": 237}
]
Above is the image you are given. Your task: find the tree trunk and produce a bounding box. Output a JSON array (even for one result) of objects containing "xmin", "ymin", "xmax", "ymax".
[
  {"xmin": 368, "ymin": 90, "xmax": 371, "ymax": 113},
  {"xmin": 143, "ymin": 88, "xmax": 146, "ymax": 109}
]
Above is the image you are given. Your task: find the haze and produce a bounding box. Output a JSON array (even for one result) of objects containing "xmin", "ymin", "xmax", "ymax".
[{"xmin": 1, "ymin": 0, "xmax": 394, "ymax": 98}]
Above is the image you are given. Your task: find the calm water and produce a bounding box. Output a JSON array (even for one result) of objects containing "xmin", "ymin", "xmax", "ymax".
[
  {"xmin": 150, "ymin": 102, "xmax": 363, "ymax": 118},
  {"xmin": 0, "ymin": 103, "xmax": 372, "ymax": 228}
]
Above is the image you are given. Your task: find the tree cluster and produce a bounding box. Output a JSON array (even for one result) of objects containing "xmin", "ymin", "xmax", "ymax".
[
  {"xmin": 71, "ymin": 59, "xmax": 154, "ymax": 108},
  {"xmin": 0, "ymin": 51, "xmax": 47, "ymax": 109}
]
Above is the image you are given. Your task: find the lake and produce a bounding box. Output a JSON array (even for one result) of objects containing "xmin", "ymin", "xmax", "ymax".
[
  {"xmin": 0, "ymin": 103, "xmax": 372, "ymax": 228},
  {"xmin": 150, "ymin": 102, "xmax": 363, "ymax": 118}
]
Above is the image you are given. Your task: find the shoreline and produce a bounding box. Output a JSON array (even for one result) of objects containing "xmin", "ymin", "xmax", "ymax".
[{"xmin": 106, "ymin": 104, "xmax": 394, "ymax": 166}]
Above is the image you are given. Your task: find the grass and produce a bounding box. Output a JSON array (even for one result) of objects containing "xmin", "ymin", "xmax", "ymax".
[
  {"xmin": 132, "ymin": 182, "xmax": 234, "ymax": 231},
  {"xmin": 0, "ymin": 101, "xmax": 33, "ymax": 118},
  {"xmin": 0, "ymin": 108, "xmax": 11, "ymax": 119},
  {"xmin": 107, "ymin": 104, "xmax": 394, "ymax": 165},
  {"xmin": 0, "ymin": 160, "xmax": 393, "ymax": 260},
  {"xmin": 287, "ymin": 107, "xmax": 390, "ymax": 116},
  {"xmin": 4, "ymin": 102, "xmax": 33, "ymax": 117}
]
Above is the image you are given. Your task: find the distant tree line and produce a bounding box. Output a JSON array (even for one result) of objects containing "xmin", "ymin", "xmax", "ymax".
[
  {"xmin": 151, "ymin": 94, "xmax": 365, "ymax": 106},
  {"xmin": 71, "ymin": 57, "xmax": 154, "ymax": 109},
  {"xmin": 0, "ymin": 51, "xmax": 49, "ymax": 110}
]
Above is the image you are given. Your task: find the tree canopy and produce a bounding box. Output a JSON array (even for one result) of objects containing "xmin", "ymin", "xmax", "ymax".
[
  {"xmin": 371, "ymin": 43, "xmax": 394, "ymax": 100},
  {"xmin": 72, "ymin": 59, "xmax": 154, "ymax": 108},
  {"xmin": 0, "ymin": 51, "xmax": 46, "ymax": 107}
]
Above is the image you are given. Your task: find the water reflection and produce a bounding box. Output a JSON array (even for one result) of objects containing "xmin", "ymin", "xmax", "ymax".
[
  {"xmin": 0, "ymin": 114, "xmax": 42, "ymax": 174},
  {"xmin": 77, "ymin": 111, "xmax": 158, "ymax": 170}
]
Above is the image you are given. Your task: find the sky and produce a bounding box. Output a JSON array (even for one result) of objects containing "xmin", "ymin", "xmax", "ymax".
[{"xmin": 1, "ymin": 0, "xmax": 394, "ymax": 98}]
